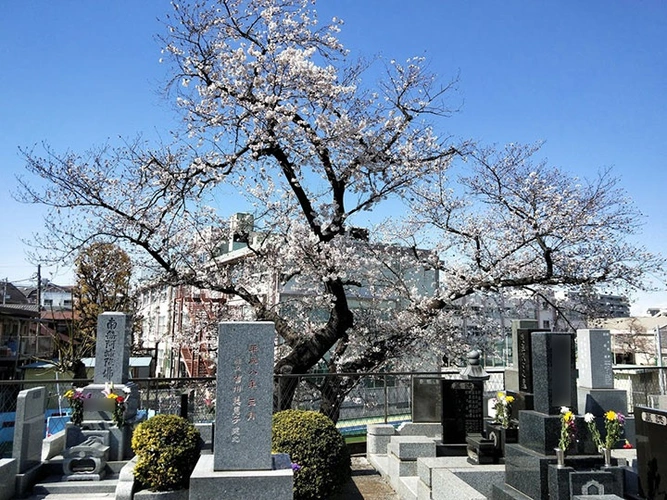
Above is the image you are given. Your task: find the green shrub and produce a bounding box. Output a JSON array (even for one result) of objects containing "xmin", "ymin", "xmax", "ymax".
[
  {"xmin": 131, "ymin": 414, "xmax": 201, "ymax": 491},
  {"xmin": 272, "ymin": 410, "xmax": 351, "ymax": 500}
]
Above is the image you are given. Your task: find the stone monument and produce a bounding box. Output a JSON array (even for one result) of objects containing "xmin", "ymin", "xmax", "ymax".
[
  {"xmin": 635, "ymin": 405, "xmax": 667, "ymax": 500},
  {"xmin": 12, "ymin": 386, "xmax": 46, "ymax": 496},
  {"xmin": 576, "ymin": 329, "xmax": 627, "ymax": 416},
  {"xmin": 64, "ymin": 312, "xmax": 139, "ymax": 472},
  {"xmin": 492, "ymin": 332, "xmax": 627, "ymax": 499},
  {"xmin": 439, "ymin": 351, "xmax": 487, "ymax": 458},
  {"xmin": 505, "ymin": 320, "xmax": 547, "ymax": 417},
  {"xmin": 189, "ymin": 322, "xmax": 293, "ymax": 500}
]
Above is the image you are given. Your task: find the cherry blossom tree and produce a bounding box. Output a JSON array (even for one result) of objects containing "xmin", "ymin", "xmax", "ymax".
[{"xmin": 15, "ymin": 0, "xmax": 663, "ymax": 420}]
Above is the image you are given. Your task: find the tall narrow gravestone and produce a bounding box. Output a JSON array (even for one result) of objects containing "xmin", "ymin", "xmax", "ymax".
[
  {"xmin": 190, "ymin": 322, "xmax": 293, "ymax": 500},
  {"xmin": 214, "ymin": 322, "xmax": 275, "ymax": 470},
  {"xmin": 505, "ymin": 320, "xmax": 547, "ymax": 418},
  {"xmin": 94, "ymin": 312, "xmax": 132, "ymax": 384},
  {"xmin": 505, "ymin": 319, "xmax": 539, "ymax": 394},
  {"xmin": 65, "ymin": 312, "xmax": 138, "ymax": 463},
  {"xmin": 576, "ymin": 329, "xmax": 627, "ymax": 416}
]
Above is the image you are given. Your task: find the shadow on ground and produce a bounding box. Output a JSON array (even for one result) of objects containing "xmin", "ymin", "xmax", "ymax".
[{"xmin": 331, "ymin": 457, "xmax": 399, "ymax": 500}]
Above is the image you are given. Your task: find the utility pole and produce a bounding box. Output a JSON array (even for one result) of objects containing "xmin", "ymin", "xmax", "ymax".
[
  {"xmin": 37, "ymin": 264, "xmax": 42, "ymax": 310},
  {"xmin": 2, "ymin": 278, "xmax": 6, "ymax": 305},
  {"xmin": 657, "ymin": 326, "xmax": 666, "ymax": 395}
]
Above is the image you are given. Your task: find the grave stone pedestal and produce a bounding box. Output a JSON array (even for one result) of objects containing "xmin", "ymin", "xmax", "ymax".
[
  {"xmin": 65, "ymin": 421, "xmax": 132, "ymax": 462},
  {"xmin": 548, "ymin": 465, "xmax": 624, "ymax": 500},
  {"xmin": 81, "ymin": 382, "xmax": 140, "ymax": 424}
]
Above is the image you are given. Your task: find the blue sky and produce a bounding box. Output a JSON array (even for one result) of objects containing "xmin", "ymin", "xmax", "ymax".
[{"xmin": 1, "ymin": 1, "xmax": 665, "ymax": 314}]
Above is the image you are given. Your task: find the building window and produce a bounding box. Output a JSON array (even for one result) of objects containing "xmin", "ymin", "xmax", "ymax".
[
  {"xmin": 542, "ymin": 320, "xmax": 550, "ymax": 330},
  {"xmin": 615, "ymin": 352, "xmax": 635, "ymax": 364},
  {"xmin": 44, "ymin": 299, "xmax": 53, "ymax": 307}
]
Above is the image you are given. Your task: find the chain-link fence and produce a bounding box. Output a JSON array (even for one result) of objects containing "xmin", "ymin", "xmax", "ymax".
[{"xmin": 0, "ymin": 367, "xmax": 665, "ymax": 458}]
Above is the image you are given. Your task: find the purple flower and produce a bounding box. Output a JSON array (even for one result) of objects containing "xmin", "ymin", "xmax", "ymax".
[
  {"xmin": 291, "ymin": 462, "xmax": 302, "ymax": 471},
  {"xmin": 617, "ymin": 413, "xmax": 625, "ymax": 424}
]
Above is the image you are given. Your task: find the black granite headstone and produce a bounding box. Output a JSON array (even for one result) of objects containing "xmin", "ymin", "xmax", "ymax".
[
  {"xmin": 516, "ymin": 328, "xmax": 535, "ymax": 393},
  {"xmin": 635, "ymin": 405, "xmax": 667, "ymax": 500},
  {"xmin": 531, "ymin": 332, "xmax": 577, "ymax": 415},
  {"xmin": 441, "ymin": 379, "xmax": 484, "ymax": 444},
  {"xmin": 412, "ymin": 376, "xmax": 442, "ymax": 423}
]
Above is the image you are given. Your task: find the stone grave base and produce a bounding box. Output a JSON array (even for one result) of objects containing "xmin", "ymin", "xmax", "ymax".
[
  {"xmin": 189, "ymin": 455, "xmax": 293, "ymax": 500},
  {"xmin": 0, "ymin": 459, "xmax": 16, "ymax": 500},
  {"xmin": 502, "ymin": 444, "xmax": 615, "ymax": 500},
  {"xmin": 577, "ymin": 387, "xmax": 628, "ymax": 416},
  {"xmin": 14, "ymin": 462, "xmax": 42, "ymax": 499},
  {"xmin": 66, "ymin": 421, "xmax": 132, "ymax": 461},
  {"xmin": 548, "ymin": 464, "xmax": 624, "ymax": 499}
]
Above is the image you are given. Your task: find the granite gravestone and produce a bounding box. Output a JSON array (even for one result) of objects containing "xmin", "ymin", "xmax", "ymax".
[
  {"xmin": 84, "ymin": 312, "xmax": 138, "ymax": 424},
  {"xmin": 94, "ymin": 312, "xmax": 132, "ymax": 385},
  {"xmin": 12, "ymin": 387, "xmax": 46, "ymax": 474},
  {"xmin": 190, "ymin": 322, "xmax": 293, "ymax": 500},
  {"xmin": 635, "ymin": 405, "xmax": 667, "ymax": 500},
  {"xmin": 70, "ymin": 312, "xmax": 138, "ymax": 462},
  {"xmin": 532, "ymin": 331, "xmax": 577, "ymax": 415},
  {"xmin": 494, "ymin": 332, "xmax": 629, "ymax": 500},
  {"xmin": 505, "ymin": 319, "xmax": 539, "ymax": 393},
  {"xmin": 441, "ymin": 379, "xmax": 484, "ymax": 444},
  {"xmin": 577, "ymin": 329, "xmax": 613, "ymax": 389},
  {"xmin": 412, "ymin": 377, "xmax": 442, "ymax": 423},
  {"xmin": 214, "ymin": 321, "xmax": 275, "ymax": 471},
  {"xmin": 576, "ymin": 329, "xmax": 627, "ymax": 416}
]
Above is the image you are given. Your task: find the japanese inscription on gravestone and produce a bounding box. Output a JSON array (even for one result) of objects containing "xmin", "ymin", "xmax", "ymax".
[
  {"xmin": 516, "ymin": 329, "xmax": 534, "ymax": 393},
  {"xmin": 94, "ymin": 312, "xmax": 131, "ymax": 384},
  {"xmin": 215, "ymin": 322, "xmax": 274, "ymax": 471},
  {"xmin": 577, "ymin": 329, "xmax": 614, "ymax": 389},
  {"xmin": 441, "ymin": 379, "xmax": 484, "ymax": 444}
]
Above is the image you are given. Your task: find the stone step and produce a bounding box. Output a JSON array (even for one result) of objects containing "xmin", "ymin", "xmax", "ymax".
[
  {"xmin": 25, "ymin": 494, "xmax": 115, "ymax": 499},
  {"xmin": 30, "ymin": 474, "xmax": 119, "ymax": 496}
]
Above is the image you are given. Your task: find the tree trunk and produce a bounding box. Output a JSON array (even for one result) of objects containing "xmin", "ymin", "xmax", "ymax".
[
  {"xmin": 318, "ymin": 374, "xmax": 361, "ymax": 423},
  {"xmin": 272, "ymin": 278, "xmax": 354, "ymax": 412}
]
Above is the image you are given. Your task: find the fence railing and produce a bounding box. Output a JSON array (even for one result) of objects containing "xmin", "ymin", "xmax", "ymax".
[{"xmin": 0, "ymin": 366, "xmax": 665, "ymax": 458}]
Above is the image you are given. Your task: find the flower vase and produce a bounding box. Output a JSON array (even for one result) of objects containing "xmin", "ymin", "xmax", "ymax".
[
  {"xmin": 555, "ymin": 448, "xmax": 565, "ymax": 468},
  {"xmin": 602, "ymin": 447, "xmax": 613, "ymax": 467}
]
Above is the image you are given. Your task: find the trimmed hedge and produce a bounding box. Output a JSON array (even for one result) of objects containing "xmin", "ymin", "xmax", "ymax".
[
  {"xmin": 272, "ymin": 410, "xmax": 351, "ymax": 500},
  {"xmin": 131, "ymin": 414, "xmax": 201, "ymax": 492}
]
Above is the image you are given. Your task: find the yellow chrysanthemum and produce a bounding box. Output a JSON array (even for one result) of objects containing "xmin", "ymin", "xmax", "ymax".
[
  {"xmin": 107, "ymin": 393, "xmax": 119, "ymax": 400},
  {"xmin": 64, "ymin": 389, "xmax": 74, "ymax": 399},
  {"xmin": 564, "ymin": 411, "xmax": 574, "ymax": 422},
  {"xmin": 505, "ymin": 396, "xmax": 515, "ymax": 404},
  {"xmin": 605, "ymin": 410, "xmax": 617, "ymax": 421},
  {"xmin": 496, "ymin": 391, "xmax": 505, "ymax": 400}
]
